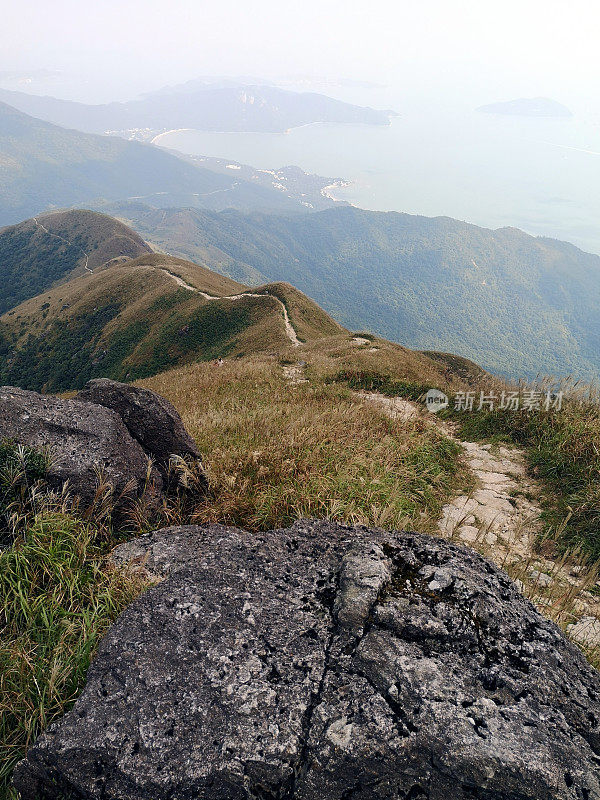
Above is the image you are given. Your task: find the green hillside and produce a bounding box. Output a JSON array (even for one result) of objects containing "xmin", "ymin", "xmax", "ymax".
[
  {"xmin": 113, "ymin": 203, "xmax": 600, "ymax": 379},
  {"xmin": 0, "ymin": 209, "xmax": 151, "ymax": 314},
  {"xmin": 0, "ymin": 253, "xmax": 344, "ymax": 392},
  {"xmin": 0, "ymin": 102, "xmax": 319, "ymax": 227}
]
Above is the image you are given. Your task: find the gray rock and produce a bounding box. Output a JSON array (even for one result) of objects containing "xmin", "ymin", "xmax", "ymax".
[
  {"xmin": 530, "ymin": 569, "xmax": 554, "ymax": 588},
  {"xmin": 13, "ymin": 521, "xmax": 600, "ymax": 799},
  {"xmin": 0, "ymin": 385, "xmax": 162, "ymax": 516},
  {"xmin": 76, "ymin": 378, "xmax": 207, "ymax": 488},
  {"xmin": 568, "ymin": 616, "xmax": 600, "ymax": 649}
]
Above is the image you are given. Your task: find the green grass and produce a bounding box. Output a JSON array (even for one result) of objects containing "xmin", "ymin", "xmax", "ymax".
[
  {"xmin": 328, "ymin": 369, "xmax": 432, "ymax": 402},
  {"xmin": 0, "ymin": 510, "xmax": 145, "ymax": 797}
]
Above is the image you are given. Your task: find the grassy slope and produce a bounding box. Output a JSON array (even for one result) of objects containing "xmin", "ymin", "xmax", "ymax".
[
  {"xmin": 114, "ymin": 203, "xmax": 600, "ymax": 379},
  {"xmin": 139, "ymin": 345, "xmax": 471, "ymax": 533},
  {"xmin": 0, "ymin": 255, "xmax": 345, "ymax": 392},
  {"xmin": 0, "ymin": 209, "xmax": 151, "ymax": 314}
]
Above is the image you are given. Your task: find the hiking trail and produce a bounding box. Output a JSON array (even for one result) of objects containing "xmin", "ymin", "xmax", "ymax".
[
  {"xmin": 356, "ymin": 390, "xmax": 600, "ymax": 651},
  {"xmin": 161, "ymin": 269, "xmax": 300, "ymax": 346}
]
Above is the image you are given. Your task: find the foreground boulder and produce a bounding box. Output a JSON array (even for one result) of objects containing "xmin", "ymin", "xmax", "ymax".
[
  {"xmin": 0, "ymin": 386, "xmax": 162, "ymax": 514},
  {"xmin": 14, "ymin": 521, "xmax": 600, "ymax": 799},
  {"xmin": 76, "ymin": 378, "xmax": 207, "ymax": 487}
]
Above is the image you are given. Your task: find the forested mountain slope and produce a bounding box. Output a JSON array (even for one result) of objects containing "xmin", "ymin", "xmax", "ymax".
[{"xmin": 114, "ymin": 203, "xmax": 600, "ymax": 378}]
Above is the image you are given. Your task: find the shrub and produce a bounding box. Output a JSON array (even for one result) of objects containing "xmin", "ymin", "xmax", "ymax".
[{"xmin": 328, "ymin": 369, "xmax": 431, "ymax": 402}]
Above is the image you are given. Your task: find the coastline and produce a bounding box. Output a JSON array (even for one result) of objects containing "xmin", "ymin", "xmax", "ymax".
[
  {"xmin": 151, "ymin": 128, "xmax": 194, "ymax": 145},
  {"xmin": 321, "ymin": 179, "xmax": 353, "ymax": 202}
]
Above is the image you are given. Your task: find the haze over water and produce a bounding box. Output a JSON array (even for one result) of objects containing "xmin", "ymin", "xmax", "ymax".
[{"xmin": 158, "ymin": 84, "xmax": 600, "ymax": 256}]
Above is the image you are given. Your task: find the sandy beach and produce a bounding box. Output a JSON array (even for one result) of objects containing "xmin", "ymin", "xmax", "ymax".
[
  {"xmin": 151, "ymin": 128, "xmax": 194, "ymax": 145},
  {"xmin": 320, "ymin": 179, "xmax": 353, "ymax": 201}
]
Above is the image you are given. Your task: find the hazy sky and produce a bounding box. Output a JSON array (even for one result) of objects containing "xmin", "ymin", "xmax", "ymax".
[{"xmin": 2, "ymin": 0, "xmax": 599, "ymax": 105}]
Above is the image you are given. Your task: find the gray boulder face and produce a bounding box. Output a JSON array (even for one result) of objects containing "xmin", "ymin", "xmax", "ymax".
[
  {"xmin": 0, "ymin": 385, "xmax": 162, "ymax": 513},
  {"xmin": 13, "ymin": 521, "xmax": 600, "ymax": 799},
  {"xmin": 75, "ymin": 378, "xmax": 207, "ymax": 487}
]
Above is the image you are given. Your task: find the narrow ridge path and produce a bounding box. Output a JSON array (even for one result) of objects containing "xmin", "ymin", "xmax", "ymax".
[
  {"xmin": 356, "ymin": 390, "xmax": 600, "ymax": 652},
  {"xmin": 161, "ymin": 268, "xmax": 301, "ymax": 346},
  {"xmin": 33, "ymin": 217, "xmax": 92, "ymax": 274}
]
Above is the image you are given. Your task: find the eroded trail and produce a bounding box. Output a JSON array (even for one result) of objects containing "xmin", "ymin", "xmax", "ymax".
[
  {"xmin": 161, "ymin": 269, "xmax": 301, "ymax": 346},
  {"xmin": 356, "ymin": 391, "xmax": 600, "ymax": 652},
  {"xmin": 438, "ymin": 439, "xmax": 541, "ymax": 560}
]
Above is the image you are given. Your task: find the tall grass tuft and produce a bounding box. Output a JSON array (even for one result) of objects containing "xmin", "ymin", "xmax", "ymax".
[
  {"xmin": 0, "ymin": 440, "xmax": 51, "ymax": 543},
  {"xmin": 0, "ymin": 509, "xmax": 145, "ymax": 795}
]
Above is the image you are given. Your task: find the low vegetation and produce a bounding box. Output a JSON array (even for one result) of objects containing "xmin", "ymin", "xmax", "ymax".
[
  {"xmin": 329, "ymin": 368, "xmax": 431, "ymax": 401},
  {"xmin": 142, "ymin": 356, "xmax": 469, "ymax": 533}
]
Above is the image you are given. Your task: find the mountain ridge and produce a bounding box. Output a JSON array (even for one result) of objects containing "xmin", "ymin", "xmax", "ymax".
[
  {"xmin": 0, "ymin": 209, "xmax": 152, "ymax": 315},
  {"xmin": 0, "ymin": 82, "xmax": 394, "ymax": 136},
  {"xmin": 0, "ymin": 249, "xmax": 345, "ymax": 392},
  {"xmin": 108, "ymin": 202, "xmax": 600, "ymax": 379}
]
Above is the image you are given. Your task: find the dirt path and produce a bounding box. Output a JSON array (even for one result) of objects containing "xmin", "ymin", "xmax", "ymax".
[
  {"xmin": 356, "ymin": 391, "xmax": 600, "ymax": 653},
  {"xmin": 33, "ymin": 217, "xmax": 92, "ymax": 274},
  {"xmin": 161, "ymin": 269, "xmax": 300, "ymax": 347},
  {"xmin": 438, "ymin": 439, "xmax": 541, "ymax": 560}
]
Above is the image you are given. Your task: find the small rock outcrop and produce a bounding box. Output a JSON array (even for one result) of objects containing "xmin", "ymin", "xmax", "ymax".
[
  {"xmin": 76, "ymin": 379, "xmax": 206, "ymax": 487},
  {"xmin": 14, "ymin": 521, "xmax": 600, "ymax": 799},
  {"xmin": 0, "ymin": 386, "xmax": 162, "ymax": 513}
]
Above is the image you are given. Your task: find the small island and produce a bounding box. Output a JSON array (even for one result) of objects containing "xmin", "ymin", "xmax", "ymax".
[{"xmin": 476, "ymin": 97, "xmax": 573, "ymax": 118}]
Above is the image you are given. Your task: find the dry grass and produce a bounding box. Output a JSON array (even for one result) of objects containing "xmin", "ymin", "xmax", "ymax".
[
  {"xmin": 299, "ymin": 334, "xmax": 479, "ymax": 393},
  {"xmin": 140, "ymin": 355, "xmax": 470, "ymax": 534}
]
